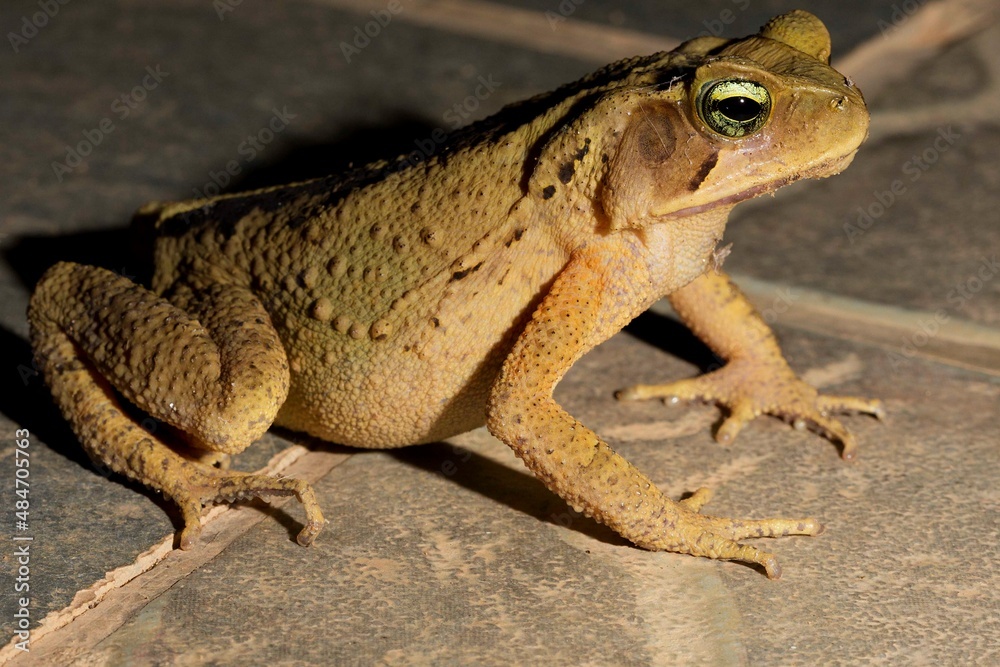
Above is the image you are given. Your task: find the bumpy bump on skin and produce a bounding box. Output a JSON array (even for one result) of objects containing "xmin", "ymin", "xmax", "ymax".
[
  {"xmin": 309, "ymin": 297, "xmax": 334, "ymax": 322},
  {"xmin": 327, "ymin": 255, "xmax": 346, "ymax": 278},
  {"xmin": 299, "ymin": 266, "xmax": 319, "ymax": 289},
  {"xmin": 370, "ymin": 318, "xmax": 392, "ymax": 341},
  {"xmin": 420, "ymin": 227, "xmax": 441, "ymax": 247}
]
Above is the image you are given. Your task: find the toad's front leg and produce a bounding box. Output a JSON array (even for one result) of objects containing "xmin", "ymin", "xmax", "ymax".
[
  {"xmin": 617, "ymin": 270, "xmax": 884, "ymax": 460},
  {"xmin": 486, "ymin": 247, "xmax": 820, "ymax": 578}
]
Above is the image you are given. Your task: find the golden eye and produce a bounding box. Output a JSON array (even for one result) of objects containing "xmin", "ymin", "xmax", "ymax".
[{"xmin": 698, "ymin": 79, "xmax": 771, "ymax": 138}]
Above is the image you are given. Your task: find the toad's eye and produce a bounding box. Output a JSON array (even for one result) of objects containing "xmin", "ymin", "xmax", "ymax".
[{"xmin": 698, "ymin": 79, "xmax": 771, "ymax": 138}]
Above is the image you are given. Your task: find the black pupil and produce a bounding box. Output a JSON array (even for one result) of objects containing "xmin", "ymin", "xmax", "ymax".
[{"xmin": 716, "ymin": 96, "xmax": 761, "ymax": 122}]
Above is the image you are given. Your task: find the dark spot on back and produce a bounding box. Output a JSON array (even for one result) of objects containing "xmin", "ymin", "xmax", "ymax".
[
  {"xmin": 451, "ymin": 261, "xmax": 484, "ymax": 281},
  {"xmin": 558, "ymin": 139, "xmax": 591, "ymax": 185},
  {"xmin": 542, "ymin": 185, "xmax": 556, "ymax": 200},
  {"xmin": 504, "ymin": 228, "xmax": 526, "ymax": 248},
  {"xmin": 558, "ymin": 161, "xmax": 575, "ymax": 185}
]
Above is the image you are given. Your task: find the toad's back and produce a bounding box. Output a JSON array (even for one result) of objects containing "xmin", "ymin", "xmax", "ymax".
[{"xmin": 138, "ymin": 50, "xmax": 694, "ymax": 446}]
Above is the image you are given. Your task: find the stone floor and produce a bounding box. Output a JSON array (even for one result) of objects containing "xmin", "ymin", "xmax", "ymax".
[{"xmin": 1, "ymin": 0, "xmax": 998, "ymax": 665}]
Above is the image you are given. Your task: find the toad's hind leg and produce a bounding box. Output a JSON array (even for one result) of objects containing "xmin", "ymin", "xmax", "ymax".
[{"xmin": 28, "ymin": 262, "xmax": 325, "ymax": 548}]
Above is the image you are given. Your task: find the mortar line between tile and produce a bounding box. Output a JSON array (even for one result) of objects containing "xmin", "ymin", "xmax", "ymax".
[
  {"xmin": 0, "ymin": 447, "xmax": 353, "ymax": 667},
  {"xmin": 307, "ymin": 0, "xmax": 678, "ymax": 63},
  {"xmin": 672, "ymin": 274, "xmax": 1000, "ymax": 377}
]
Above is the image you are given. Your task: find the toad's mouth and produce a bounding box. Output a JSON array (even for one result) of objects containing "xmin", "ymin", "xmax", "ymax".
[{"xmin": 663, "ymin": 150, "xmax": 858, "ymax": 220}]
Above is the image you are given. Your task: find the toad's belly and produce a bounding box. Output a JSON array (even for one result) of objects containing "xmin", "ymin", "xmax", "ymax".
[{"xmin": 274, "ymin": 325, "xmax": 516, "ymax": 448}]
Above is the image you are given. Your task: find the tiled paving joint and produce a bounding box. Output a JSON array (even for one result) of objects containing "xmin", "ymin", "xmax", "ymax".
[{"xmin": 731, "ymin": 275, "xmax": 1000, "ymax": 376}]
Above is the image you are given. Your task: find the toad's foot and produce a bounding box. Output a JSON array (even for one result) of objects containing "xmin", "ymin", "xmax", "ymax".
[
  {"xmin": 667, "ymin": 488, "xmax": 823, "ymax": 579},
  {"xmin": 170, "ymin": 462, "xmax": 327, "ymax": 549},
  {"xmin": 616, "ymin": 360, "xmax": 884, "ymax": 460}
]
